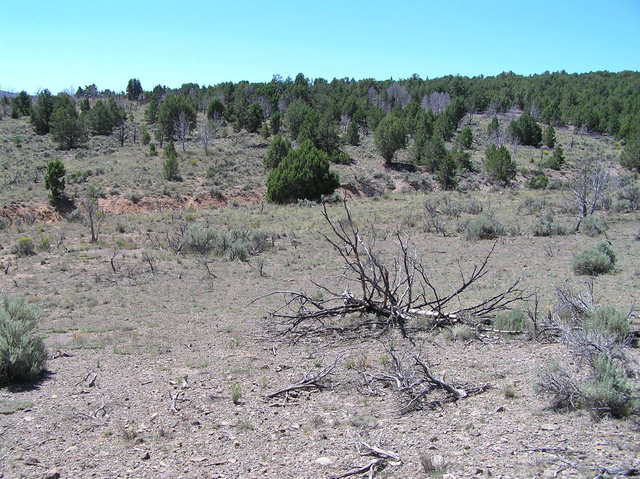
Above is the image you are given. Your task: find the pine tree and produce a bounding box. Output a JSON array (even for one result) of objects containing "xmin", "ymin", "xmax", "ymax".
[
  {"xmin": 44, "ymin": 158, "xmax": 66, "ymax": 203},
  {"xmin": 347, "ymin": 120, "xmax": 360, "ymax": 146},
  {"xmin": 543, "ymin": 125, "xmax": 556, "ymax": 148},
  {"xmin": 374, "ymin": 114, "xmax": 406, "ymax": 164}
]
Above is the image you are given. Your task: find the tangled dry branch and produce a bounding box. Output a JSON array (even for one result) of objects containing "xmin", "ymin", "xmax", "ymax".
[{"xmin": 260, "ymin": 201, "xmax": 526, "ymax": 339}]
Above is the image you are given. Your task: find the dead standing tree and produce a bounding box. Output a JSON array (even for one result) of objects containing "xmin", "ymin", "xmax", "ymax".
[
  {"xmin": 261, "ymin": 202, "xmax": 526, "ymax": 339},
  {"xmin": 570, "ymin": 159, "xmax": 610, "ymax": 232}
]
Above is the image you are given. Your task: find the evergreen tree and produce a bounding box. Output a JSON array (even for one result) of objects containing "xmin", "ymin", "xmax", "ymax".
[
  {"xmin": 484, "ymin": 145, "xmax": 516, "ymax": 184},
  {"xmin": 436, "ymin": 154, "xmax": 458, "ymax": 190},
  {"xmin": 620, "ymin": 137, "xmax": 640, "ymax": 172},
  {"xmin": 264, "ymin": 135, "xmax": 291, "ymax": 169},
  {"xmin": 79, "ymin": 97, "xmax": 91, "ymax": 113},
  {"xmin": 487, "ymin": 116, "xmax": 500, "ymax": 137},
  {"xmin": 545, "ymin": 145, "xmax": 565, "ymax": 170},
  {"xmin": 315, "ymin": 114, "xmax": 340, "ymax": 153},
  {"xmin": 244, "ymin": 103, "xmax": 263, "ymax": 133},
  {"xmin": 50, "ymin": 104, "xmax": 87, "ymax": 150},
  {"xmin": 543, "ymin": 125, "xmax": 556, "ymax": 148},
  {"xmin": 12, "ymin": 91, "xmax": 31, "ymax": 117},
  {"xmin": 270, "ymin": 111, "xmax": 281, "ymax": 135},
  {"xmin": 145, "ymin": 99, "xmax": 159, "ymax": 124},
  {"xmin": 162, "ymin": 146, "xmax": 181, "ymax": 181},
  {"xmin": 126, "ymin": 78, "xmax": 143, "ymax": 101},
  {"xmin": 286, "ymin": 100, "xmax": 314, "ymax": 139},
  {"xmin": 347, "ymin": 120, "xmax": 360, "ymax": 146},
  {"xmin": 158, "ymin": 95, "xmax": 197, "ymax": 140},
  {"xmin": 374, "ymin": 114, "xmax": 407, "ymax": 164},
  {"xmin": 424, "ymin": 136, "xmax": 449, "ymax": 172},
  {"xmin": 44, "ymin": 158, "xmax": 66, "ymax": 203},
  {"xmin": 87, "ymin": 100, "xmax": 114, "ymax": 135},
  {"xmin": 509, "ymin": 112, "xmax": 542, "ymax": 146},
  {"xmin": 207, "ymin": 98, "xmax": 225, "ymax": 122},
  {"xmin": 266, "ymin": 140, "xmax": 339, "ymax": 203},
  {"xmin": 457, "ymin": 126, "xmax": 473, "ymax": 149},
  {"xmin": 31, "ymin": 90, "xmax": 54, "ymax": 134}
]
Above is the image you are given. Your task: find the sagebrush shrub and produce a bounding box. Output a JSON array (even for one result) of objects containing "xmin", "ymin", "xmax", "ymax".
[
  {"xmin": 527, "ymin": 174, "xmax": 549, "ymax": 190},
  {"xmin": 183, "ymin": 224, "xmax": 270, "ymax": 261},
  {"xmin": 463, "ymin": 215, "xmax": 505, "ymax": 240},
  {"xmin": 582, "ymin": 216, "xmax": 608, "ymax": 237},
  {"xmin": 493, "ymin": 309, "xmax": 528, "ymax": 331},
  {"xmin": 584, "ymin": 306, "xmax": 630, "ymax": 341},
  {"xmin": 532, "ymin": 213, "xmax": 568, "ymax": 237},
  {"xmin": 537, "ymin": 357, "xmax": 636, "ymax": 419},
  {"xmin": 14, "ymin": 237, "xmax": 35, "ymax": 257},
  {"xmin": 0, "ymin": 296, "xmax": 47, "ymax": 384},
  {"xmin": 582, "ymin": 355, "xmax": 636, "ymax": 419},
  {"xmin": 573, "ymin": 242, "xmax": 616, "ymax": 275}
]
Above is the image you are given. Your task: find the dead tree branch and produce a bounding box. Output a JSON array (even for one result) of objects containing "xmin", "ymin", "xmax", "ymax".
[
  {"xmin": 362, "ymin": 345, "xmax": 488, "ymax": 414},
  {"xmin": 262, "ymin": 201, "xmax": 526, "ymax": 339},
  {"xmin": 266, "ymin": 355, "xmax": 341, "ymax": 398}
]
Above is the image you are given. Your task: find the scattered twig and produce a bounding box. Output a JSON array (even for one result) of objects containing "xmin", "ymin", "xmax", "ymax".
[{"xmin": 266, "ymin": 356, "xmax": 341, "ymax": 398}]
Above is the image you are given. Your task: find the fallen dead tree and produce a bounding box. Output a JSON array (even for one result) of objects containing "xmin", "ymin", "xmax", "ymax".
[{"xmin": 259, "ymin": 201, "xmax": 526, "ymax": 339}]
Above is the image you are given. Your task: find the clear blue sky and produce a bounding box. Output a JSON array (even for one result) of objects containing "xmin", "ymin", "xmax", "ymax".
[{"xmin": 1, "ymin": 0, "xmax": 638, "ymax": 94}]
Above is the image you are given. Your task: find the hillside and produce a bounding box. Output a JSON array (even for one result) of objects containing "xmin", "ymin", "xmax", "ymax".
[{"xmin": 0, "ymin": 81, "xmax": 639, "ymax": 479}]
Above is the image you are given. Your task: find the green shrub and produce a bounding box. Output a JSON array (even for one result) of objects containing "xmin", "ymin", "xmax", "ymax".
[
  {"xmin": 582, "ymin": 355, "xmax": 636, "ymax": 419},
  {"xmin": 527, "ymin": 174, "xmax": 549, "ymax": 190},
  {"xmin": 584, "ymin": 306, "xmax": 630, "ymax": 341},
  {"xmin": 44, "ymin": 158, "xmax": 66, "ymax": 203},
  {"xmin": 582, "ymin": 216, "xmax": 608, "ymax": 237},
  {"xmin": 493, "ymin": 309, "xmax": 528, "ymax": 331},
  {"xmin": 538, "ymin": 357, "xmax": 637, "ymax": 419},
  {"xmin": 532, "ymin": 213, "xmax": 568, "ymax": 237},
  {"xmin": 573, "ymin": 242, "xmax": 616, "ymax": 275},
  {"xmin": 0, "ymin": 296, "xmax": 48, "ymax": 385},
  {"xmin": 596, "ymin": 241, "xmax": 616, "ymax": 264},
  {"xmin": 162, "ymin": 149, "xmax": 181, "ymax": 181},
  {"xmin": 149, "ymin": 143, "xmax": 157, "ymax": 156},
  {"xmin": 484, "ymin": 145, "xmax": 516, "ymax": 184},
  {"xmin": 14, "ymin": 237, "xmax": 35, "ymax": 257},
  {"xmin": 266, "ymin": 140, "xmax": 339, "ymax": 203},
  {"xmin": 141, "ymin": 127, "xmax": 151, "ymax": 145},
  {"xmin": 456, "ymin": 126, "xmax": 473, "ymax": 149},
  {"xmin": 543, "ymin": 145, "xmax": 565, "ymax": 170},
  {"xmin": 464, "ymin": 215, "xmax": 505, "ymax": 240}
]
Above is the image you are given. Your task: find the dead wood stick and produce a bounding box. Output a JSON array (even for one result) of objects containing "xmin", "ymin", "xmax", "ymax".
[
  {"xmin": 266, "ymin": 356, "xmax": 341, "ymax": 398},
  {"xmin": 332, "ymin": 458, "xmax": 385, "ymax": 479},
  {"xmin": 359, "ymin": 442, "xmax": 400, "ymax": 462}
]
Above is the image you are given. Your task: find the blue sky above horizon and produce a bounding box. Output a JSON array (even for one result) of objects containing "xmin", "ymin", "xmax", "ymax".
[{"xmin": 1, "ymin": 0, "xmax": 638, "ymax": 94}]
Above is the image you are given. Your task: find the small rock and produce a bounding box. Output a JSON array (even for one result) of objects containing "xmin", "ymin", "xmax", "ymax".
[
  {"xmin": 43, "ymin": 468, "xmax": 60, "ymax": 479},
  {"xmin": 141, "ymin": 452, "xmax": 150, "ymax": 460},
  {"xmin": 431, "ymin": 455, "xmax": 446, "ymax": 468},
  {"xmin": 233, "ymin": 440, "xmax": 240, "ymax": 447},
  {"xmin": 543, "ymin": 468, "xmax": 556, "ymax": 478},
  {"xmin": 541, "ymin": 423, "xmax": 559, "ymax": 431},
  {"xmin": 315, "ymin": 457, "xmax": 334, "ymax": 466}
]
